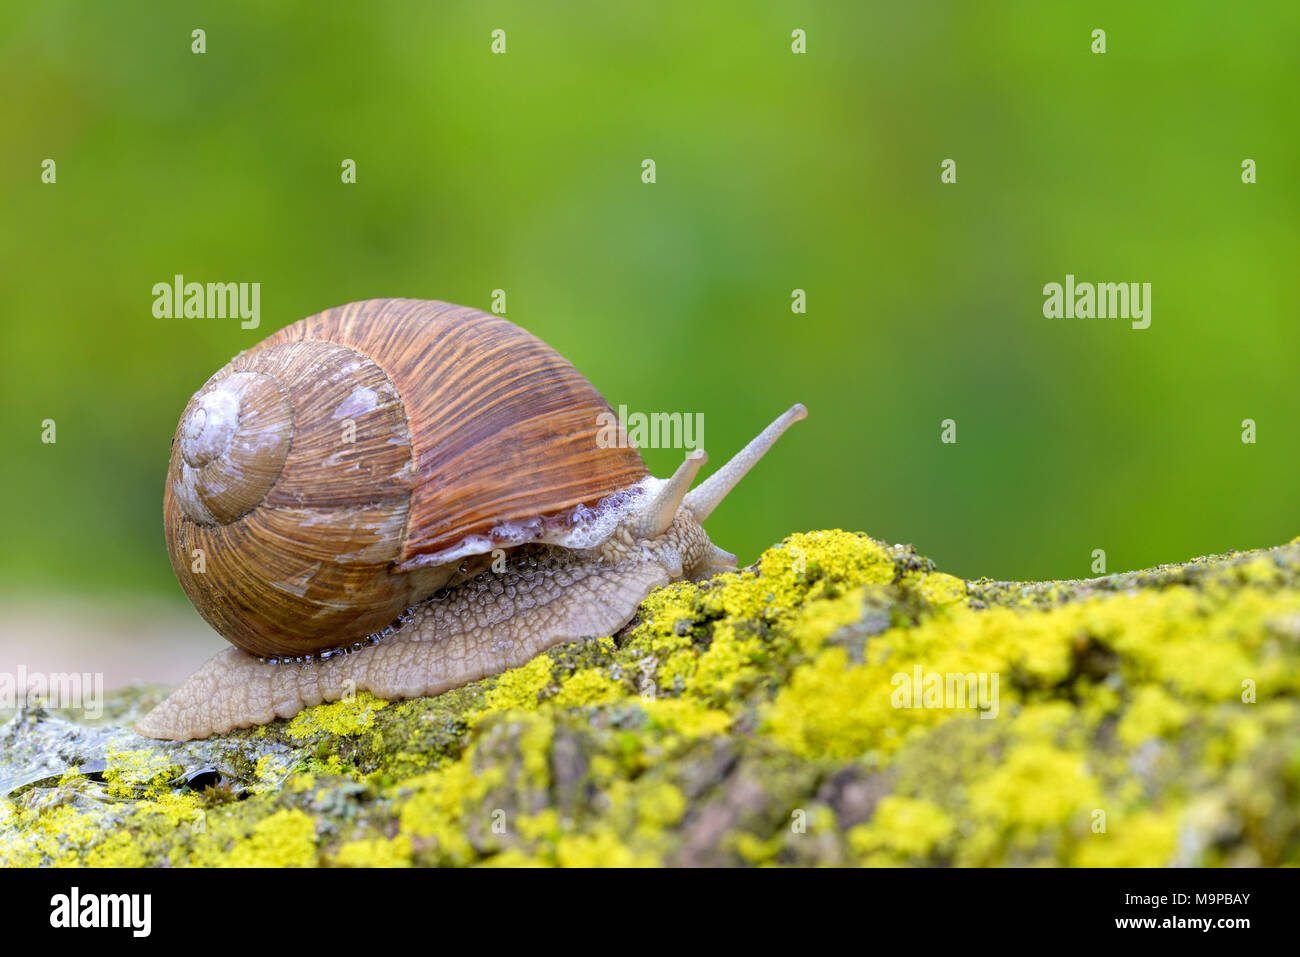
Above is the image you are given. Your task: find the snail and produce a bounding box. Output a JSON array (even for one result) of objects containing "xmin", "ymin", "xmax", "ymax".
[{"xmin": 135, "ymin": 299, "xmax": 805, "ymax": 740}]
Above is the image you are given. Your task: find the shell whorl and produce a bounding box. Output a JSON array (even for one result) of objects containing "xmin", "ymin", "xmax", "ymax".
[
  {"xmin": 163, "ymin": 299, "xmax": 649, "ymax": 659},
  {"xmin": 173, "ymin": 372, "xmax": 293, "ymax": 525}
]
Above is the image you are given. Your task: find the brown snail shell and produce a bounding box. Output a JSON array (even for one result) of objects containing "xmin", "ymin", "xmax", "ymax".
[{"xmin": 164, "ymin": 298, "xmax": 648, "ymax": 658}]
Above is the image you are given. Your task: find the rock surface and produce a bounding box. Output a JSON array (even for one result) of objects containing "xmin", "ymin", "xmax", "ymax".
[{"xmin": 2, "ymin": 530, "xmax": 1298, "ymax": 867}]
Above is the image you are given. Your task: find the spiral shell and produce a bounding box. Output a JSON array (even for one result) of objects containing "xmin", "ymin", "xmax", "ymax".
[{"xmin": 164, "ymin": 298, "xmax": 648, "ymax": 658}]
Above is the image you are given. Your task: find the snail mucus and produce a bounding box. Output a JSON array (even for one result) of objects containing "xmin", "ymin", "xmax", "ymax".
[{"xmin": 136, "ymin": 299, "xmax": 805, "ymax": 740}]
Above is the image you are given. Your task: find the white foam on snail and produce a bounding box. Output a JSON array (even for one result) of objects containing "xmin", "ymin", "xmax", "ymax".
[{"xmin": 403, "ymin": 476, "xmax": 664, "ymax": 569}]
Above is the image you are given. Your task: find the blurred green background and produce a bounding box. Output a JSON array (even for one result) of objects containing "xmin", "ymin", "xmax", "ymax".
[{"xmin": 2, "ymin": 0, "xmax": 1297, "ymax": 619}]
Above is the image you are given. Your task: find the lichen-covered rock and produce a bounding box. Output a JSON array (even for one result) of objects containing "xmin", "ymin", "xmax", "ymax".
[{"xmin": 3, "ymin": 530, "xmax": 1298, "ymax": 867}]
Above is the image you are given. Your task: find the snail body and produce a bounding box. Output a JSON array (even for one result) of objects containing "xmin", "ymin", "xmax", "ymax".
[{"xmin": 136, "ymin": 299, "xmax": 805, "ymax": 740}]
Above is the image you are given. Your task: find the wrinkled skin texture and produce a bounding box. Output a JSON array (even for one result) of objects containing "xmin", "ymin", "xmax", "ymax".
[{"xmin": 136, "ymin": 510, "xmax": 722, "ymax": 740}]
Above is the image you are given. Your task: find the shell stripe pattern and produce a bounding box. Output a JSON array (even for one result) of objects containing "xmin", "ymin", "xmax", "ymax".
[{"xmin": 256, "ymin": 299, "xmax": 649, "ymax": 564}]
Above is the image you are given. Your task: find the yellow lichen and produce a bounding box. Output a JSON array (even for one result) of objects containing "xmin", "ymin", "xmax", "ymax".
[
  {"xmin": 639, "ymin": 698, "xmax": 732, "ymax": 738},
  {"xmin": 968, "ymin": 743, "xmax": 1100, "ymax": 832},
  {"xmin": 554, "ymin": 828, "xmax": 657, "ymax": 867},
  {"xmin": 253, "ymin": 753, "xmax": 298, "ymax": 791},
  {"xmin": 397, "ymin": 755, "xmax": 506, "ymax": 865},
  {"xmin": 1071, "ymin": 810, "xmax": 1180, "ymax": 867},
  {"xmin": 849, "ymin": 796, "xmax": 955, "ymax": 864},
  {"xmin": 632, "ymin": 781, "xmax": 688, "ymax": 835},
  {"xmin": 286, "ymin": 692, "xmax": 389, "ymax": 740},
  {"xmin": 551, "ymin": 668, "xmax": 622, "ymax": 707},
  {"xmin": 102, "ymin": 748, "xmax": 181, "ymax": 798},
  {"xmin": 1117, "ymin": 686, "xmax": 1192, "ymax": 748},
  {"xmin": 681, "ymin": 622, "xmax": 766, "ymax": 702},
  {"xmin": 201, "ymin": 808, "xmax": 318, "ymax": 867},
  {"xmin": 84, "ymin": 829, "xmax": 148, "ymax": 868},
  {"xmin": 714, "ymin": 530, "xmax": 895, "ymax": 622},
  {"xmin": 915, "ymin": 572, "xmax": 968, "ymax": 610},
  {"xmin": 333, "ymin": 834, "xmax": 413, "ymax": 867},
  {"xmin": 480, "ymin": 656, "xmax": 554, "ymax": 713}
]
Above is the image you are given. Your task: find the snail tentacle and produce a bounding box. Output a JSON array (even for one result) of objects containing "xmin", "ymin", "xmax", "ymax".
[
  {"xmin": 629, "ymin": 449, "xmax": 707, "ymax": 541},
  {"xmin": 684, "ymin": 403, "xmax": 807, "ymax": 522}
]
